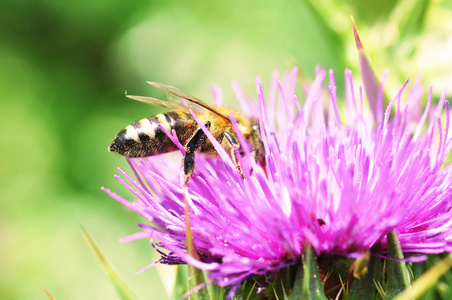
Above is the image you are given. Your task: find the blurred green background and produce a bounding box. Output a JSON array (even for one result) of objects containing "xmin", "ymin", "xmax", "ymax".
[{"xmin": 1, "ymin": 0, "xmax": 452, "ymax": 299}]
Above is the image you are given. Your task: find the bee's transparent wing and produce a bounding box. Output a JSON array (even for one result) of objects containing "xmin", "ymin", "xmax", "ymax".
[
  {"xmin": 147, "ymin": 81, "xmax": 230, "ymax": 121},
  {"xmin": 125, "ymin": 94, "xmax": 194, "ymax": 111}
]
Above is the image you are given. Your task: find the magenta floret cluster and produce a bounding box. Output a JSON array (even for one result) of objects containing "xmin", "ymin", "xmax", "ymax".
[{"xmin": 104, "ymin": 67, "xmax": 452, "ymax": 288}]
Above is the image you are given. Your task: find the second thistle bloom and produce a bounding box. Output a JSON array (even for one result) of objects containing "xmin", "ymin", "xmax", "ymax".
[{"xmin": 104, "ymin": 66, "xmax": 452, "ymax": 291}]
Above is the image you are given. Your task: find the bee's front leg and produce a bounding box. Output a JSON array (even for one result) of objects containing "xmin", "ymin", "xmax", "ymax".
[
  {"xmin": 223, "ymin": 132, "xmax": 244, "ymax": 181},
  {"xmin": 183, "ymin": 121, "xmax": 211, "ymax": 186}
]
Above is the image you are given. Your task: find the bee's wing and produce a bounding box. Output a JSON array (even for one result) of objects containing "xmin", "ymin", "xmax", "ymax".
[
  {"xmin": 125, "ymin": 95, "xmax": 194, "ymax": 111},
  {"xmin": 147, "ymin": 81, "xmax": 230, "ymax": 121}
]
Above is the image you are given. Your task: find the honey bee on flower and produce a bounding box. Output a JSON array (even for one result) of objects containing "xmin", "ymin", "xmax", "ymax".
[{"xmin": 109, "ymin": 82, "xmax": 264, "ymax": 185}]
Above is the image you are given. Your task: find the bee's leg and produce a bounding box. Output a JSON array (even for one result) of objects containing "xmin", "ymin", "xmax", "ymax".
[
  {"xmin": 251, "ymin": 147, "xmax": 265, "ymax": 165},
  {"xmin": 250, "ymin": 147, "xmax": 266, "ymax": 176},
  {"xmin": 223, "ymin": 132, "xmax": 244, "ymax": 180},
  {"xmin": 251, "ymin": 147, "xmax": 259, "ymax": 160},
  {"xmin": 183, "ymin": 121, "xmax": 211, "ymax": 186}
]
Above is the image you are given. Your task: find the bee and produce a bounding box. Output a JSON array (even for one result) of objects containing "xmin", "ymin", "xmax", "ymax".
[{"xmin": 109, "ymin": 82, "xmax": 264, "ymax": 186}]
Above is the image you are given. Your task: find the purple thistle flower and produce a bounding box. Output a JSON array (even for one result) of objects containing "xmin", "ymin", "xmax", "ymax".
[{"xmin": 104, "ymin": 66, "xmax": 452, "ymax": 292}]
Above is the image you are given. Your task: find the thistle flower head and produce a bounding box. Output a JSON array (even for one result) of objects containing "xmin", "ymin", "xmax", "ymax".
[{"xmin": 104, "ymin": 66, "xmax": 452, "ymax": 292}]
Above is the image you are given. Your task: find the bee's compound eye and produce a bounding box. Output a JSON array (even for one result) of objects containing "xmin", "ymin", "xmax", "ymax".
[{"xmin": 252, "ymin": 124, "xmax": 260, "ymax": 131}]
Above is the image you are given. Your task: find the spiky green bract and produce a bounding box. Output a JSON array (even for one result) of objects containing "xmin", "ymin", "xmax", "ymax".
[
  {"xmin": 386, "ymin": 231, "xmax": 411, "ymax": 299},
  {"xmin": 289, "ymin": 243, "xmax": 326, "ymax": 300}
]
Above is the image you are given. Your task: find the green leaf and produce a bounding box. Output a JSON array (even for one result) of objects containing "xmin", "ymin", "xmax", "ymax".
[
  {"xmin": 289, "ymin": 242, "xmax": 326, "ymax": 300},
  {"xmin": 395, "ymin": 253, "xmax": 452, "ymax": 300},
  {"xmin": 81, "ymin": 226, "xmax": 138, "ymax": 300},
  {"xmin": 186, "ymin": 266, "xmax": 210, "ymax": 300},
  {"xmin": 385, "ymin": 230, "xmax": 410, "ymax": 299},
  {"xmin": 184, "ymin": 192, "xmax": 211, "ymax": 300},
  {"xmin": 173, "ymin": 265, "xmax": 188, "ymax": 300},
  {"xmin": 347, "ymin": 245, "xmax": 382, "ymax": 300}
]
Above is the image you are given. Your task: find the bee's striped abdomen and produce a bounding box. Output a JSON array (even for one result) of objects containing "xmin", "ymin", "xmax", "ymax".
[{"xmin": 109, "ymin": 111, "xmax": 197, "ymax": 158}]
